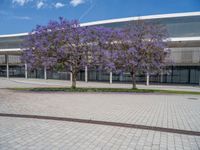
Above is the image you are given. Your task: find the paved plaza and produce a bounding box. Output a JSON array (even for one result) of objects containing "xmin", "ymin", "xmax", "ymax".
[
  {"xmin": 1, "ymin": 117, "xmax": 200, "ymax": 150},
  {"xmin": 0, "ymin": 78, "xmax": 200, "ymax": 149}
]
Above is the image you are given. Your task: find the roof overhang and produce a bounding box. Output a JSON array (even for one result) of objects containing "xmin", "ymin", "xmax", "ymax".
[{"xmin": 80, "ymin": 11, "xmax": 200, "ymax": 27}]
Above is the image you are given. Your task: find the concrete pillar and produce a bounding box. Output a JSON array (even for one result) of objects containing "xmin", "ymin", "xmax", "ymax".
[
  {"xmin": 109, "ymin": 72, "xmax": 112, "ymax": 84},
  {"xmin": 70, "ymin": 66, "xmax": 72, "ymax": 82},
  {"xmin": 5, "ymin": 54, "xmax": 9, "ymax": 78},
  {"xmin": 44, "ymin": 66, "xmax": 47, "ymax": 80},
  {"xmin": 146, "ymin": 72, "xmax": 149, "ymax": 86},
  {"xmin": 85, "ymin": 66, "xmax": 88, "ymax": 82},
  {"xmin": 25, "ymin": 63, "xmax": 28, "ymax": 79}
]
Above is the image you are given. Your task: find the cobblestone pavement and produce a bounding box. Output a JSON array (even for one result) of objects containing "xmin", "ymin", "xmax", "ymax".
[{"xmin": 0, "ymin": 117, "xmax": 200, "ymax": 150}]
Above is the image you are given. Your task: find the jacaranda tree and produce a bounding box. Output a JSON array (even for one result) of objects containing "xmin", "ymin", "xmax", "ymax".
[
  {"xmin": 22, "ymin": 17, "xmax": 98, "ymax": 88},
  {"xmin": 116, "ymin": 20, "xmax": 170, "ymax": 89},
  {"xmin": 93, "ymin": 21, "xmax": 170, "ymax": 89},
  {"xmin": 22, "ymin": 17, "xmax": 169, "ymax": 89}
]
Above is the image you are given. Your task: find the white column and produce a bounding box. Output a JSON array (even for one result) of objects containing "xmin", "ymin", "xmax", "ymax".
[
  {"xmin": 109, "ymin": 72, "xmax": 112, "ymax": 84},
  {"xmin": 5, "ymin": 54, "xmax": 9, "ymax": 78},
  {"xmin": 146, "ymin": 72, "xmax": 149, "ymax": 86},
  {"xmin": 70, "ymin": 66, "xmax": 72, "ymax": 82},
  {"xmin": 25, "ymin": 63, "xmax": 28, "ymax": 79},
  {"xmin": 85, "ymin": 66, "xmax": 88, "ymax": 82},
  {"xmin": 44, "ymin": 66, "xmax": 47, "ymax": 80}
]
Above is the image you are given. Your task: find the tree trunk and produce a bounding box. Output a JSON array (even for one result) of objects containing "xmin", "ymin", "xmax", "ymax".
[
  {"xmin": 131, "ymin": 73, "xmax": 137, "ymax": 89},
  {"xmin": 71, "ymin": 72, "xmax": 77, "ymax": 89}
]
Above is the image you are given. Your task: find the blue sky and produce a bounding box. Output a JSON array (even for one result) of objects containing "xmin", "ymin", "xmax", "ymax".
[{"xmin": 0, "ymin": 0, "xmax": 200, "ymax": 34}]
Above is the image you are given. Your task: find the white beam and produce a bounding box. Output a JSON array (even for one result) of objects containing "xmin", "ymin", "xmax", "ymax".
[
  {"xmin": 0, "ymin": 33, "xmax": 28, "ymax": 38},
  {"xmin": 146, "ymin": 72, "xmax": 149, "ymax": 86},
  {"xmin": 70, "ymin": 66, "xmax": 72, "ymax": 82},
  {"xmin": 5, "ymin": 54, "xmax": 9, "ymax": 78},
  {"xmin": 81, "ymin": 11, "xmax": 200, "ymax": 27},
  {"xmin": 109, "ymin": 72, "xmax": 112, "ymax": 84},
  {"xmin": 25, "ymin": 63, "xmax": 28, "ymax": 79},
  {"xmin": 44, "ymin": 66, "xmax": 47, "ymax": 80},
  {"xmin": 85, "ymin": 66, "xmax": 88, "ymax": 82}
]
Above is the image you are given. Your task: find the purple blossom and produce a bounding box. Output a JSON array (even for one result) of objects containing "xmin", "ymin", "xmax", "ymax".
[{"xmin": 21, "ymin": 17, "xmax": 170, "ymax": 89}]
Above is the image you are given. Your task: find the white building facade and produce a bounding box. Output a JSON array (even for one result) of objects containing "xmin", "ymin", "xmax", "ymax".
[{"xmin": 0, "ymin": 12, "xmax": 200, "ymax": 85}]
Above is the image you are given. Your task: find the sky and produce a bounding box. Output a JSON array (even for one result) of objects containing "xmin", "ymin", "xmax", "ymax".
[{"xmin": 0, "ymin": 0, "xmax": 200, "ymax": 34}]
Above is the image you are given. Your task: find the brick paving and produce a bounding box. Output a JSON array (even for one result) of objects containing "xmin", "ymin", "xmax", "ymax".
[
  {"xmin": 0, "ymin": 90, "xmax": 200, "ymax": 132},
  {"xmin": 0, "ymin": 78, "xmax": 200, "ymax": 149},
  {"xmin": 0, "ymin": 117, "xmax": 200, "ymax": 150}
]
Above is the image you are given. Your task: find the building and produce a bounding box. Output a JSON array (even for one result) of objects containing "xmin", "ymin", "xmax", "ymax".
[{"xmin": 0, "ymin": 12, "xmax": 200, "ymax": 85}]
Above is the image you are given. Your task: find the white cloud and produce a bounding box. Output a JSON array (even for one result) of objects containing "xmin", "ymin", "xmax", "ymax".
[
  {"xmin": 36, "ymin": 1, "xmax": 45, "ymax": 9},
  {"xmin": 12, "ymin": 0, "xmax": 32, "ymax": 6},
  {"xmin": 70, "ymin": 0, "xmax": 85, "ymax": 7},
  {"xmin": 12, "ymin": 0, "xmax": 66, "ymax": 9},
  {"xmin": 54, "ymin": 2, "xmax": 65, "ymax": 8}
]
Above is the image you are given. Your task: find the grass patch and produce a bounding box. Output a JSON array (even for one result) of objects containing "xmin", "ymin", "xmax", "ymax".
[{"xmin": 9, "ymin": 87, "xmax": 200, "ymax": 95}]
